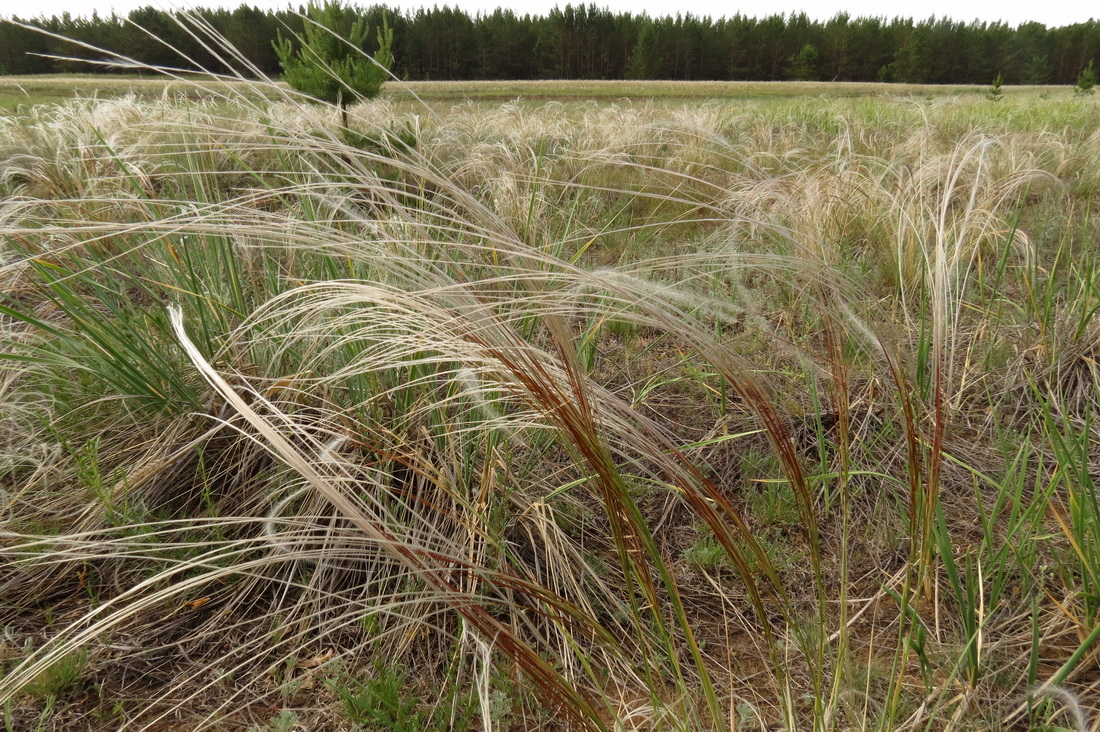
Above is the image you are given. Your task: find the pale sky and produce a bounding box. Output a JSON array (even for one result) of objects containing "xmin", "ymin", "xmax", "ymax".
[{"xmin": 0, "ymin": 0, "xmax": 1091, "ymax": 28}]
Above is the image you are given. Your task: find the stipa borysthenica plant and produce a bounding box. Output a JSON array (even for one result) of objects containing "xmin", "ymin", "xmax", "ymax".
[
  {"xmin": 0, "ymin": 71, "xmax": 793, "ymax": 731},
  {"xmin": 0, "ymin": 152, "xmax": 803, "ymax": 732},
  {"xmin": 3, "ymin": 17, "xmax": 1100, "ymax": 731}
]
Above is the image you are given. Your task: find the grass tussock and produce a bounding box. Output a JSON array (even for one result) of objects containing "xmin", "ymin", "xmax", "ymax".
[{"xmin": 2, "ymin": 39, "xmax": 1100, "ymax": 731}]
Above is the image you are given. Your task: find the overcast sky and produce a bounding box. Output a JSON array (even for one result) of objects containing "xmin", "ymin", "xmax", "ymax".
[{"xmin": 0, "ymin": 0, "xmax": 1091, "ymax": 29}]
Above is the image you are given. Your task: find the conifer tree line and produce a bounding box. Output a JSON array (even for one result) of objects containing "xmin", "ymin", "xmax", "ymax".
[{"xmin": 1, "ymin": 4, "xmax": 1097, "ymax": 85}]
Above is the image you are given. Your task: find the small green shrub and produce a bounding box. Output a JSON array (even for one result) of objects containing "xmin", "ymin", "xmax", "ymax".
[
  {"xmin": 249, "ymin": 709, "xmax": 299, "ymax": 732},
  {"xmin": 22, "ymin": 651, "xmax": 87, "ymax": 701},
  {"xmin": 326, "ymin": 660, "xmax": 426, "ymax": 732},
  {"xmin": 684, "ymin": 537, "xmax": 728, "ymax": 570},
  {"xmin": 1075, "ymin": 60, "xmax": 1096, "ymax": 95}
]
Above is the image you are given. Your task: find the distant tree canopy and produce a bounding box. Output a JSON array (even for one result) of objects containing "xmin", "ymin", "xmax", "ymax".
[{"xmin": 0, "ymin": 4, "xmax": 1097, "ymax": 85}]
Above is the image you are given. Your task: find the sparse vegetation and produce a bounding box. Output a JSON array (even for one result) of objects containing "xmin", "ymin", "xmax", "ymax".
[{"xmin": 2, "ymin": 26, "xmax": 1100, "ymax": 732}]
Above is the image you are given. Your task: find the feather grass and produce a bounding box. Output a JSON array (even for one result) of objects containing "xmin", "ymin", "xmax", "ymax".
[{"xmin": 3, "ymin": 21, "xmax": 1100, "ymax": 730}]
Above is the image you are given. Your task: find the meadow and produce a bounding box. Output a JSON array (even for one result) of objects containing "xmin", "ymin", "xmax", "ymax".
[
  {"xmin": 2, "ymin": 74, "xmax": 1045, "ymax": 112},
  {"xmin": 1, "ymin": 71, "xmax": 1099, "ymax": 731}
]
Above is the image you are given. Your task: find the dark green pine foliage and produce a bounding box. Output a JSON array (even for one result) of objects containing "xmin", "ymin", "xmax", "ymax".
[
  {"xmin": 1076, "ymin": 59, "xmax": 1096, "ymax": 94},
  {"xmin": 3, "ymin": 5, "xmax": 1100, "ymax": 85},
  {"xmin": 1, "ymin": 15, "xmax": 61, "ymax": 74},
  {"xmin": 627, "ymin": 23, "xmax": 662, "ymax": 79},
  {"xmin": 273, "ymin": 1, "xmax": 392, "ymax": 126},
  {"xmin": 785, "ymin": 43, "xmax": 821, "ymax": 80},
  {"xmin": 1022, "ymin": 54, "xmax": 1054, "ymax": 84},
  {"xmin": 890, "ymin": 25, "xmax": 934, "ymax": 83},
  {"xmin": 988, "ymin": 72, "xmax": 1004, "ymax": 100}
]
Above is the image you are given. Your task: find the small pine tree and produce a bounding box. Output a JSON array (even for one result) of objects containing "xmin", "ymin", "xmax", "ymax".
[
  {"xmin": 1075, "ymin": 60, "xmax": 1096, "ymax": 95},
  {"xmin": 988, "ymin": 73, "xmax": 1004, "ymax": 101},
  {"xmin": 274, "ymin": 1, "xmax": 393, "ymax": 126}
]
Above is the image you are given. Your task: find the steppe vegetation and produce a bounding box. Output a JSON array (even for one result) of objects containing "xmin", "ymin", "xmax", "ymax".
[
  {"xmin": 1, "ymin": 67, "xmax": 1100, "ymax": 730},
  {"xmin": 0, "ymin": 75, "xmax": 1012, "ymax": 114},
  {"xmin": 0, "ymin": 75, "xmax": 285, "ymax": 113}
]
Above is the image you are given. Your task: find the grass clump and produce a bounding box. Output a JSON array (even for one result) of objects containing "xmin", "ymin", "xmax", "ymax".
[
  {"xmin": 18, "ymin": 650, "xmax": 87, "ymax": 701},
  {"xmin": 325, "ymin": 660, "xmax": 431, "ymax": 731},
  {"xmin": 2, "ymin": 24, "xmax": 1100, "ymax": 731}
]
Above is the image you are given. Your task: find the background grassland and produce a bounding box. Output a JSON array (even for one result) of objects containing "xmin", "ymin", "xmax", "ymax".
[
  {"xmin": 2, "ymin": 74, "xmax": 1069, "ymax": 113},
  {"xmin": 1, "ymin": 76, "xmax": 1100, "ymax": 732}
]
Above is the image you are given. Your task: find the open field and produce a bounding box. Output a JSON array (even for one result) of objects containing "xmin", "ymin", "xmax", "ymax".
[
  {"xmin": 2, "ymin": 74, "xmax": 1100, "ymax": 731},
  {"xmin": 4, "ymin": 74, "xmax": 1076, "ymax": 113},
  {"xmin": 0, "ymin": 74, "xmax": 287, "ymax": 113},
  {"xmin": 386, "ymin": 79, "xmax": 1002, "ymax": 101}
]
